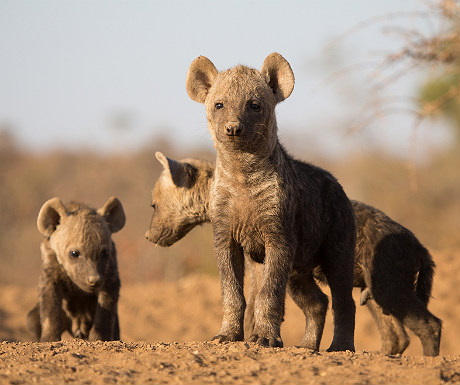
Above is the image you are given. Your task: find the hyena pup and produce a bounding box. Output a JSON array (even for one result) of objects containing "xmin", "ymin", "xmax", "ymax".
[
  {"xmin": 146, "ymin": 154, "xmax": 441, "ymax": 356},
  {"xmin": 27, "ymin": 197, "xmax": 125, "ymax": 342},
  {"xmin": 145, "ymin": 152, "xmax": 213, "ymax": 247},
  {"xmin": 186, "ymin": 53, "xmax": 357, "ymax": 350}
]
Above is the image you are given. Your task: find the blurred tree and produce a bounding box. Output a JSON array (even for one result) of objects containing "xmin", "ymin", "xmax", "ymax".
[
  {"xmin": 417, "ymin": 0, "xmax": 460, "ymax": 142},
  {"xmin": 335, "ymin": 0, "xmax": 460, "ymax": 146}
]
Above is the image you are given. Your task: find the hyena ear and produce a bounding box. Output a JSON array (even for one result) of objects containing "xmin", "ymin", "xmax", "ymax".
[
  {"xmin": 186, "ymin": 56, "xmax": 218, "ymax": 103},
  {"xmin": 37, "ymin": 198, "xmax": 67, "ymax": 236},
  {"xmin": 155, "ymin": 151, "xmax": 196, "ymax": 188},
  {"xmin": 99, "ymin": 197, "xmax": 126, "ymax": 233},
  {"xmin": 260, "ymin": 52, "xmax": 295, "ymax": 103}
]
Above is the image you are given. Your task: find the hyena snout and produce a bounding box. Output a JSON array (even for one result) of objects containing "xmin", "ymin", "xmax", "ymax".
[
  {"xmin": 86, "ymin": 274, "xmax": 102, "ymax": 287},
  {"xmin": 145, "ymin": 229, "xmax": 158, "ymax": 243},
  {"xmin": 225, "ymin": 122, "xmax": 243, "ymax": 137}
]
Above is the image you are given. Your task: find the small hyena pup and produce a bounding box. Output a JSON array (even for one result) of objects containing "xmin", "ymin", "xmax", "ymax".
[
  {"xmin": 146, "ymin": 154, "xmax": 441, "ymax": 356},
  {"xmin": 27, "ymin": 197, "xmax": 125, "ymax": 342},
  {"xmin": 185, "ymin": 53, "xmax": 357, "ymax": 350}
]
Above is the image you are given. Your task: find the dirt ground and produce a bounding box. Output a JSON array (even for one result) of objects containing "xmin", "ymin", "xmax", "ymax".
[
  {"xmin": 2, "ymin": 340, "xmax": 460, "ymax": 385},
  {"xmin": 0, "ymin": 249, "xmax": 459, "ymax": 385}
]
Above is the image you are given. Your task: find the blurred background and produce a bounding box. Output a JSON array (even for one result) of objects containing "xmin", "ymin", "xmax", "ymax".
[{"xmin": 0, "ymin": 0, "xmax": 458, "ymax": 354}]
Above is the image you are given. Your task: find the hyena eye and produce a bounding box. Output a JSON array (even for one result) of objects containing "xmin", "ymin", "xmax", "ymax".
[
  {"xmin": 250, "ymin": 103, "xmax": 260, "ymax": 111},
  {"xmin": 69, "ymin": 250, "xmax": 80, "ymax": 258},
  {"xmin": 151, "ymin": 203, "xmax": 156, "ymax": 210},
  {"xmin": 215, "ymin": 102, "xmax": 224, "ymax": 110}
]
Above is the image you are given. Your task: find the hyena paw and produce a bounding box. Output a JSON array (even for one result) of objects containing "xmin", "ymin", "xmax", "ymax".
[
  {"xmin": 40, "ymin": 333, "xmax": 60, "ymax": 342},
  {"xmin": 249, "ymin": 332, "xmax": 283, "ymax": 348},
  {"xmin": 74, "ymin": 329, "xmax": 84, "ymax": 339},
  {"xmin": 211, "ymin": 333, "xmax": 244, "ymax": 343},
  {"xmin": 327, "ymin": 340, "xmax": 355, "ymax": 352}
]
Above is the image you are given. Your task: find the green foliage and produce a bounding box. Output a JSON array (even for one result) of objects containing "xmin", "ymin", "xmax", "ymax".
[{"xmin": 419, "ymin": 70, "xmax": 460, "ymax": 135}]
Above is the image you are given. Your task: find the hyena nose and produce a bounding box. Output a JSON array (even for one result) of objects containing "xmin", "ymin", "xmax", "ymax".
[
  {"xmin": 145, "ymin": 230, "xmax": 153, "ymax": 242},
  {"xmin": 87, "ymin": 275, "xmax": 101, "ymax": 287},
  {"xmin": 226, "ymin": 124, "xmax": 243, "ymax": 137}
]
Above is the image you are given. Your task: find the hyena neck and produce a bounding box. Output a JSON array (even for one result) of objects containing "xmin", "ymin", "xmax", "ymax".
[
  {"xmin": 215, "ymin": 140, "xmax": 286, "ymax": 183},
  {"xmin": 193, "ymin": 163, "xmax": 214, "ymax": 224},
  {"xmin": 199, "ymin": 175, "xmax": 212, "ymax": 224}
]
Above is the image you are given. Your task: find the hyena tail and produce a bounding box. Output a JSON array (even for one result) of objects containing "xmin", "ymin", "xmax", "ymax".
[{"xmin": 415, "ymin": 245, "xmax": 436, "ymax": 306}]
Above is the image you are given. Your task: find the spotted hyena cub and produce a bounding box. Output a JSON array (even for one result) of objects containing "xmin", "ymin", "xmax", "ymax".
[
  {"xmin": 186, "ymin": 53, "xmax": 356, "ymax": 351},
  {"xmin": 27, "ymin": 197, "xmax": 125, "ymax": 342},
  {"xmin": 146, "ymin": 154, "xmax": 441, "ymax": 356}
]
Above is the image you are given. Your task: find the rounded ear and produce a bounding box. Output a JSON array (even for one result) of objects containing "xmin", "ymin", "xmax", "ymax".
[
  {"xmin": 260, "ymin": 52, "xmax": 295, "ymax": 103},
  {"xmin": 155, "ymin": 151, "xmax": 170, "ymax": 170},
  {"xmin": 155, "ymin": 151, "xmax": 196, "ymax": 188},
  {"xmin": 186, "ymin": 56, "xmax": 218, "ymax": 103},
  {"xmin": 99, "ymin": 197, "xmax": 126, "ymax": 233},
  {"xmin": 37, "ymin": 198, "xmax": 67, "ymax": 236}
]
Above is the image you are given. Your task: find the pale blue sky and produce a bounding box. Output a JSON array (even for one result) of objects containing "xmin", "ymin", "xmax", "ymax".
[{"xmin": 0, "ymin": 0, "xmax": 452, "ymax": 157}]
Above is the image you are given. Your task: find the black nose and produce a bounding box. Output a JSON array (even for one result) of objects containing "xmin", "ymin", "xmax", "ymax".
[{"xmin": 226, "ymin": 124, "xmax": 243, "ymax": 137}]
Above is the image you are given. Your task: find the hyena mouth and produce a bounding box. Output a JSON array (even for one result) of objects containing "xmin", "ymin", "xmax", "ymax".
[
  {"xmin": 156, "ymin": 238, "xmax": 173, "ymax": 247},
  {"xmin": 154, "ymin": 224, "xmax": 197, "ymax": 247},
  {"xmin": 216, "ymin": 131, "xmax": 244, "ymax": 144},
  {"xmin": 216, "ymin": 131, "xmax": 259, "ymax": 150},
  {"xmin": 74, "ymin": 280, "xmax": 100, "ymax": 294},
  {"xmin": 83, "ymin": 285, "xmax": 100, "ymax": 294},
  {"xmin": 153, "ymin": 228, "xmax": 174, "ymax": 247}
]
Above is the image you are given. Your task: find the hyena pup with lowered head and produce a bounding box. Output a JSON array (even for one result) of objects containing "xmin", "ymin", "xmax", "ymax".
[
  {"xmin": 146, "ymin": 153, "xmax": 441, "ymax": 356},
  {"xmin": 27, "ymin": 197, "xmax": 125, "ymax": 342},
  {"xmin": 185, "ymin": 53, "xmax": 357, "ymax": 351}
]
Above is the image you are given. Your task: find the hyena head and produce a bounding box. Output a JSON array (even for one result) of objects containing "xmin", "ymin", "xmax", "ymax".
[
  {"xmin": 186, "ymin": 53, "xmax": 294, "ymax": 155},
  {"xmin": 37, "ymin": 197, "xmax": 125, "ymax": 293},
  {"xmin": 145, "ymin": 152, "xmax": 213, "ymax": 247}
]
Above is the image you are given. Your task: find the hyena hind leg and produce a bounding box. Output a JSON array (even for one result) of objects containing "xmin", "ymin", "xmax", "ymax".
[
  {"xmin": 393, "ymin": 297, "xmax": 442, "ymax": 357},
  {"xmin": 365, "ymin": 299, "xmax": 409, "ymax": 355},
  {"xmin": 287, "ymin": 270, "xmax": 328, "ymax": 351}
]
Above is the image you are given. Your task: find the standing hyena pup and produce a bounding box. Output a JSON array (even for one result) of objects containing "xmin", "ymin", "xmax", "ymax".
[
  {"xmin": 185, "ymin": 53, "xmax": 357, "ymax": 350},
  {"xmin": 146, "ymin": 154, "xmax": 442, "ymax": 356},
  {"xmin": 27, "ymin": 197, "xmax": 125, "ymax": 342}
]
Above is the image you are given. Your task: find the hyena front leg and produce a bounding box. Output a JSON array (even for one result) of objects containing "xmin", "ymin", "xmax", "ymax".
[
  {"xmin": 38, "ymin": 280, "xmax": 63, "ymax": 342},
  {"xmin": 249, "ymin": 241, "xmax": 293, "ymax": 348},
  {"xmin": 213, "ymin": 240, "xmax": 246, "ymax": 343},
  {"xmin": 90, "ymin": 290, "xmax": 119, "ymax": 341}
]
